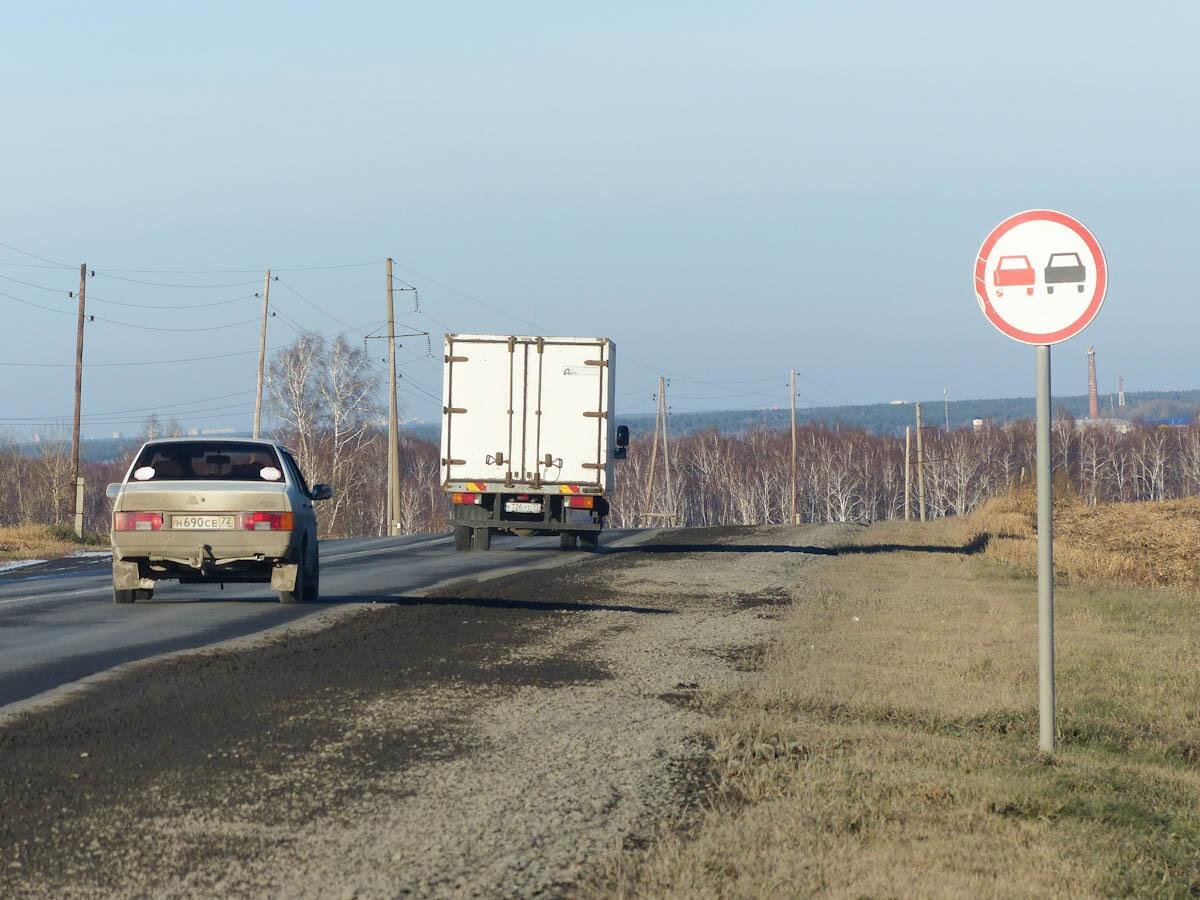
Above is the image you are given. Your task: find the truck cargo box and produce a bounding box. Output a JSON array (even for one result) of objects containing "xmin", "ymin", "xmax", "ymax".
[{"xmin": 440, "ymin": 334, "xmax": 616, "ymax": 495}]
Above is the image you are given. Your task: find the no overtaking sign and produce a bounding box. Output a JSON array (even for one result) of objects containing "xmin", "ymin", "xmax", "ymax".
[
  {"xmin": 972, "ymin": 208, "xmax": 1108, "ymax": 756},
  {"xmin": 974, "ymin": 209, "xmax": 1108, "ymax": 345}
]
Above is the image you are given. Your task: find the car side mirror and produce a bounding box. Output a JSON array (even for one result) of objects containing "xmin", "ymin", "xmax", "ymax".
[
  {"xmin": 106, "ymin": 483, "xmax": 122, "ymax": 500},
  {"xmin": 310, "ymin": 484, "xmax": 334, "ymax": 501}
]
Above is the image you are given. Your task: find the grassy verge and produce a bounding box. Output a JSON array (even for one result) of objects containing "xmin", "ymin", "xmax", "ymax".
[
  {"xmin": 0, "ymin": 524, "xmax": 107, "ymax": 562},
  {"xmin": 595, "ymin": 518, "xmax": 1200, "ymax": 896},
  {"xmin": 976, "ymin": 486, "xmax": 1200, "ymax": 587}
]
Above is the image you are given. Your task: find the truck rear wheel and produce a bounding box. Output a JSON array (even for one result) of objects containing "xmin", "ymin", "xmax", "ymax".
[
  {"xmin": 559, "ymin": 532, "xmax": 578, "ymax": 550},
  {"xmin": 113, "ymin": 588, "xmax": 152, "ymax": 604},
  {"xmin": 454, "ymin": 526, "xmax": 472, "ymax": 551},
  {"xmin": 471, "ymin": 527, "xmax": 492, "ymax": 551},
  {"xmin": 579, "ymin": 532, "xmax": 600, "ymax": 553}
]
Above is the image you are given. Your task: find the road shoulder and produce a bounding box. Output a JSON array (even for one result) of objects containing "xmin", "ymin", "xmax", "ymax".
[{"xmin": 1, "ymin": 524, "xmax": 844, "ymax": 897}]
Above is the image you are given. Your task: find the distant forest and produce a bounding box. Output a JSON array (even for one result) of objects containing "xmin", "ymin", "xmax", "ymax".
[
  {"xmin": 620, "ymin": 389, "xmax": 1200, "ymax": 439},
  {"xmin": 27, "ymin": 388, "xmax": 1200, "ymax": 464}
]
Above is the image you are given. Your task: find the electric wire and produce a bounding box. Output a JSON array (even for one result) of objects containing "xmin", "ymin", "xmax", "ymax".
[{"xmin": 0, "ymin": 240, "xmax": 73, "ymax": 269}]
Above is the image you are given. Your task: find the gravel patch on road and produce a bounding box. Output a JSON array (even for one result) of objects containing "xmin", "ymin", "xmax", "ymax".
[{"xmin": 2, "ymin": 525, "xmax": 848, "ymax": 897}]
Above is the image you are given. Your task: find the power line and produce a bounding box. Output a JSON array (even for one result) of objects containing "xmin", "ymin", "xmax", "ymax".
[
  {"xmin": 274, "ymin": 278, "xmax": 366, "ymax": 334},
  {"xmin": 0, "ymin": 240, "xmax": 73, "ymax": 269},
  {"xmin": 0, "ymin": 346, "xmax": 266, "ymax": 368},
  {"xmin": 93, "ymin": 272, "xmax": 261, "ymax": 289},
  {"xmin": 89, "ymin": 292, "xmax": 255, "ymax": 311},
  {"xmin": 389, "ymin": 259, "xmax": 541, "ymax": 331}
]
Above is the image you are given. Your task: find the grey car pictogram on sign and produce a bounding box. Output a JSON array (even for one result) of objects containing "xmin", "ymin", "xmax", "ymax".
[{"xmin": 1044, "ymin": 252, "xmax": 1086, "ymax": 294}]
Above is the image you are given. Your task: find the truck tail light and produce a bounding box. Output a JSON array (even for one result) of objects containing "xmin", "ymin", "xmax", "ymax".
[
  {"xmin": 566, "ymin": 496, "xmax": 594, "ymax": 509},
  {"xmin": 241, "ymin": 512, "xmax": 294, "ymax": 531},
  {"xmin": 452, "ymin": 492, "xmax": 482, "ymax": 505},
  {"xmin": 113, "ymin": 511, "xmax": 163, "ymax": 531}
]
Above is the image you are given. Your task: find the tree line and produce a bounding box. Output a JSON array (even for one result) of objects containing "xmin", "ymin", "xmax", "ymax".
[{"xmin": 3, "ymin": 334, "xmax": 1199, "ymax": 538}]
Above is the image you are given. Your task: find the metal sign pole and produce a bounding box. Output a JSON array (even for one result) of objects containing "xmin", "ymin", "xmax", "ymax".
[{"xmin": 1035, "ymin": 344, "xmax": 1055, "ymax": 754}]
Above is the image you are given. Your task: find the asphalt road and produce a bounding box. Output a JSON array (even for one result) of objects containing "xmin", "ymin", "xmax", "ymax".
[{"xmin": 0, "ymin": 529, "xmax": 648, "ymax": 711}]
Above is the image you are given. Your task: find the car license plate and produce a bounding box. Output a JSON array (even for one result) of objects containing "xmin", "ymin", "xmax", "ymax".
[
  {"xmin": 172, "ymin": 515, "xmax": 236, "ymax": 530},
  {"xmin": 504, "ymin": 501, "xmax": 542, "ymax": 514}
]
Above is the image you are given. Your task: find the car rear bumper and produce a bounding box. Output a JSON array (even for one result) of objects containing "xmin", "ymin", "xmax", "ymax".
[{"xmin": 112, "ymin": 531, "xmax": 295, "ymax": 564}]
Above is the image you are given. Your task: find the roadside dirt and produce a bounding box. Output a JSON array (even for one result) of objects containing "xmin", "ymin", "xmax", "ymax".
[{"xmin": 0, "ymin": 525, "xmax": 850, "ymax": 898}]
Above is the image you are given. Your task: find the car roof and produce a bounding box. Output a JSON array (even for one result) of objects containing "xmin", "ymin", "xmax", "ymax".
[{"xmin": 139, "ymin": 436, "xmax": 290, "ymax": 452}]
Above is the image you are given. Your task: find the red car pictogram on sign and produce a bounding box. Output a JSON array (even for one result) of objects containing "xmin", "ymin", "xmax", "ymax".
[{"xmin": 993, "ymin": 255, "xmax": 1035, "ymax": 298}]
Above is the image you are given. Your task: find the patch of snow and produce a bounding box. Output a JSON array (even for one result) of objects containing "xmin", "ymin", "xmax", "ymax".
[
  {"xmin": 71, "ymin": 550, "xmax": 113, "ymax": 558},
  {"xmin": 0, "ymin": 559, "xmax": 46, "ymax": 574}
]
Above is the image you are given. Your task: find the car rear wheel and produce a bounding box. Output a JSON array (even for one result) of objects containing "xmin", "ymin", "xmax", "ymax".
[
  {"xmin": 279, "ymin": 541, "xmax": 319, "ymax": 604},
  {"xmin": 579, "ymin": 531, "xmax": 600, "ymax": 553},
  {"xmin": 1047, "ymin": 285, "xmax": 1054, "ymax": 294},
  {"xmin": 559, "ymin": 532, "xmax": 578, "ymax": 550},
  {"xmin": 113, "ymin": 587, "xmax": 152, "ymax": 604},
  {"xmin": 471, "ymin": 527, "xmax": 492, "ymax": 551}
]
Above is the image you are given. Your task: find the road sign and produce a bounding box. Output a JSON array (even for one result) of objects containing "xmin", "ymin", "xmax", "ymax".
[
  {"xmin": 974, "ymin": 209, "xmax": 1107, "ymax": 345},
  {"xmin": 972, "ymin": 209, "xmax": 1109, "ymax": 756}
]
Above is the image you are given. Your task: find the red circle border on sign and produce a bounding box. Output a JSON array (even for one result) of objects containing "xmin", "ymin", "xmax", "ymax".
[{"xmin": 973, "ymin": 209, "xmax": 1107, "ymax": 345}]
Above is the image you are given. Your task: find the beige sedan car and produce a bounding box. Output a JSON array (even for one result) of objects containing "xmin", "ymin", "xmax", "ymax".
[{"xmin": 107, "ymin": 438, "xmax": 332, "ymax": 605}]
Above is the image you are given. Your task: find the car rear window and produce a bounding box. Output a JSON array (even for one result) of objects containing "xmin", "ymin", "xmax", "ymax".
[
  {"xmin": 1049, "ymin": 254, "xmax": 1080, "ymax": 266},
  {"xmin": 130, "ymin": 442, "xmax": 284, "ymax": 482},
  {"xmin": 999, "ymin": 257, "xmax": 1029, "ymax": 269}
]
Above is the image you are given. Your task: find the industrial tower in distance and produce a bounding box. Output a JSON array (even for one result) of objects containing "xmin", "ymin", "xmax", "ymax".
[{"xmin": 1087, "ymin": 346, "xmax": 1100, "ymax": 420}]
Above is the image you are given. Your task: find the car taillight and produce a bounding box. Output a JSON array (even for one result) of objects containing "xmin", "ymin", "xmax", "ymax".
[
  {"xmin": 113, "ymin": 512, "xmax": 163, "ymax": 531},
  {"xmin": 452, "ymin": 492, "xmax": 482, "ymax": 505},
  {"xmin": 566, "ymin": 496, "xmax": 594, "ymax": 509},
  {"xmin": 241, "ymin": 512, "xmax": 294, "ymax": 531}
]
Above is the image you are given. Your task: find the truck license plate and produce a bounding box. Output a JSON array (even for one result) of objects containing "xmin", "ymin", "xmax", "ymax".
[
  {"xmin": 172, "ymin": 515, "xmax": 236, "ymax": 530},
  {"xmin": 504, "ymin": 501, "xmax": 542, "ymax": 514}
]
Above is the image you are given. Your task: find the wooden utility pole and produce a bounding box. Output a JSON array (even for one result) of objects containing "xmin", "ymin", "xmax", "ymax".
[
  {"xmin": 915, "ymin": 402, "xmax": 927, "ymax": 522},
  {"xmin": 70, "ymin": 263, "xmax": 87, "ymax": 538},
  {"xmin": 252, "ymin": 268, "xmax": 271, "ymax": 438},
  {"xmin": 661, "ymin": 376, "xmax": 675, "ymax": 525},
  {"xmin": 904, "ymin": 425, "xmax": 912, "ymax": 521},
  {"xmin": 789, "ymin": 369, "xmax": 798, "ymax": 525},
  {"xmin": 386, "ymin": 257, "xmax": 401, "ymax": 536},
  {"xmin": 642, "ymin": 387, "xmax": 661, "ymax": 524}
]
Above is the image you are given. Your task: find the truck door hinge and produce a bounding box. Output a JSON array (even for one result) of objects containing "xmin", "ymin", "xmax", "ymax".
[
  {"xmin": 445, "ymin": 355, "xmax": 468, "ymax": 363},
  {"xmin": 585, "ymin": 359, "xmax": 607, "ymax": 367},
  {"xmin": 443, "ymin": 406, "xmax": 467, "ymax": 414},
  {"xmin": 583, "ymin": 411, "xmax": 607, "ymax": 419}
]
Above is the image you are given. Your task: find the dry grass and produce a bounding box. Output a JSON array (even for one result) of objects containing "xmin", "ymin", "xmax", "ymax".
[
  {"xmin": 975, "ymin": 487, "xmax": 1200, "ymax": 587},
  {"xmin": 593, "ymin": 521, "xmax": 1200, "ymax": 897},
  {"xmin": 0, "ymin": 524, "xmax": 104, "ymax": 561}
]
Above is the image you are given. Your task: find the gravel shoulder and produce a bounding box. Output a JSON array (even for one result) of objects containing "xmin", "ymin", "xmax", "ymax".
[{"xmin": 1, "ymin": 525, "xmax": 849, "ymax": 897}]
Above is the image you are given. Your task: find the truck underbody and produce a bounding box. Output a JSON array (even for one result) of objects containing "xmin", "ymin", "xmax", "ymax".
[{"xmin": 449, "ymin": 491, "xmax": 608, "ymax": 551}]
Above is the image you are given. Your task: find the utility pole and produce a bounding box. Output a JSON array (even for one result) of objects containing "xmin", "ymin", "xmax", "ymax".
[
  {"xmin": 915, "ymin": 402, "xmax": 927, "ymax": 522},
  {"xmin": 661, "ymin": 376, "xmax": 676, "ymax": 526},
  {"xmin": 70, "ymin": 263, "xmax": 87, "ymax": 538},
  {"xmin": 904, "ymin": 425, "xmax": 911, "ymax": 521},
  {"xmin": 642, "ymin": 387, "xmax": 661, "ymax": 525},
  {"xmin": 252, "ymin": 268, "xmax": 271, "ymax": 439},
  {"xmin": 789, "ymin": 369, "xmax": 798, "ymax": 525},
  {"xmin": 386, "ymin": 257, "xmax": 401, "ymax": 536}
]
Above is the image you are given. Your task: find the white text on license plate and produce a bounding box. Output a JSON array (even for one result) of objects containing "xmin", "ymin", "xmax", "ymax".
[
  {"xmin": 172, "ymin": 515, "xmax": 236, "ymax": 530},
  {"xmin": 504, "ymin": 501, "xmax": 542, "ymax": 514}
]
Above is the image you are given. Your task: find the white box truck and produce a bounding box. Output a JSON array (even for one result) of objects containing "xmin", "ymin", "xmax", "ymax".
[{"xmin": 440, "ymin": 334, "xmax": 629, "ymax": 551}]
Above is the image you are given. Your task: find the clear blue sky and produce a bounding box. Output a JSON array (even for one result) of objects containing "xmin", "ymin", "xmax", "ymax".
[{"xmin": 2, "ymin": 1, "xmax": 1196, "ymax": 436}]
